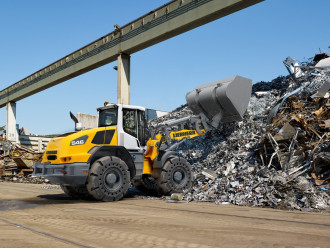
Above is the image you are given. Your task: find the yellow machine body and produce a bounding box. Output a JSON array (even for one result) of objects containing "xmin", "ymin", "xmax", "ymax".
[
  {"xmin": 42, "ymin": 126, "xmax": 118, "ymax": 165},
  {"xmin": 42, "ymin": 126, "xmax": 200, "ymax": 175}
]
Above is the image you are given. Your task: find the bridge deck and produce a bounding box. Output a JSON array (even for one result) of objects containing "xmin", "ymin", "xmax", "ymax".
[{"xmin": 0, "ymin": 0, "xmax": 263, "ymax": 108}]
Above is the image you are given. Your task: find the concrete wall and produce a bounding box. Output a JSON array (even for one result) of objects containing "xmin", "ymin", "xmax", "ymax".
[{"xmin": 77, "ymin": 112, "xmax": 98, "ymax": 130}]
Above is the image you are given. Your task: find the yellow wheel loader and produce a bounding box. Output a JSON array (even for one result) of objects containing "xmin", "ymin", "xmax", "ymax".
[{"xmin": 33, "ymin": 75, "xmax": 252, "ymax": 201}]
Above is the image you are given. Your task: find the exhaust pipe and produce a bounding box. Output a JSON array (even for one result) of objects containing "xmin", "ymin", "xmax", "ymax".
[{"xmin": 70, "ymin": 111, "xmax": 83, "ymax": 131}]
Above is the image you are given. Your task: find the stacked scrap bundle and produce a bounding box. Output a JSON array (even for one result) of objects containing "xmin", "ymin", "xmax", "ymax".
[{"xmin": 153, "ymin": 53, "xmax": 330, "ymax": 210}]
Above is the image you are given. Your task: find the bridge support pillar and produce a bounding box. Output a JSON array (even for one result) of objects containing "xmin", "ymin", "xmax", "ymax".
[
  {"xmin": 117, "ymin": 53, "xmax": 130, "ymax": 105},
  {"xmin": 6, "ymin": 102, "xmax": 19, "ymax": 143}
]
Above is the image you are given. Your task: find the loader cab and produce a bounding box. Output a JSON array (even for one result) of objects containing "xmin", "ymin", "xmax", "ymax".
[{"xmin": 98, "ymin": 103, "xmax": 147, "ymax": 149}]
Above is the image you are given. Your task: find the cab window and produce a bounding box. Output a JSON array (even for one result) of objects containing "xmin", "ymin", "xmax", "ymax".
[
  {"xmin": 123, "ymin": 109, "xmax": 137, "ymax": 137},
  {"xmin": 99, "ymin": 108, "xmax": 118, "ymax": 127},
  {"xmin": 137, "ymin": 110, "xmax": 147, "ymax": 146}
]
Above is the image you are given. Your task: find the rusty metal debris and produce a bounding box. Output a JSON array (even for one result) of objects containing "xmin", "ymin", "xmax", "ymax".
[
  {"xmin": 0, "ymin": 141, "xmax": 43, "ymax": 181},
  {"xmin": 260, "ymin": 63, "xmax": 330, "ymax": 187},
  {"xmin": 151, "ymin": 51, "xmax": 329, "ymax": 210}
]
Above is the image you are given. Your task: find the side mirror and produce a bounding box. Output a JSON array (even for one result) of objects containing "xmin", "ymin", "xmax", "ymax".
[{"xmin": 75, "ymin": 123, "xmax": 83, "ymax": 131}]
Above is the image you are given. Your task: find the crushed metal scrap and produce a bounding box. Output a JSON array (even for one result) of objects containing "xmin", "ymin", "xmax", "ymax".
[
  {"xmin": 0, "ymin": 142, "xmax": 47, "ymax": 183},
  {"xmin": 151, "ymin": 52, "xmax": 330, "ymax": 210}
]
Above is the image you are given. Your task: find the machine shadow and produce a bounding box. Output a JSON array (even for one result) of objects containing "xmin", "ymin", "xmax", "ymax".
[{"xmin": 20, "ymin": 186, "xmax": 152, "ymax": 207}]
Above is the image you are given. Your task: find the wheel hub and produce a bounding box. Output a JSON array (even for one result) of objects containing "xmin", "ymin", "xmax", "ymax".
[
  {"xmin": 173, "ymin": 171, "xmax": 183, "ymax": 182},
  {"xmin": 106, "ymin": 173, "xmax": 117, "ymax": 185}
]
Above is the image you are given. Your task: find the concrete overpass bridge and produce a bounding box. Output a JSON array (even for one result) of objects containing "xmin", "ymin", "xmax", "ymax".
[{"xmin": 1, "ymin": 0, "xmax": 263, "ymax": 142}]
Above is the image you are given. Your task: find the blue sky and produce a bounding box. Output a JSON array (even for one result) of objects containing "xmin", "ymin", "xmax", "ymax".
[{"xmin": 0, "ymin": 0, "xmax": 329, "ymax": 135}]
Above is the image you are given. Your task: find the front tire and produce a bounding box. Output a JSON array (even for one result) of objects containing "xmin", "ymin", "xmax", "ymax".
[
  {"xmin": 158, "ymin": 157, "xmax": 193, "ymax": 195},
  {"xmin": 87, "ymin": 156, "xmax": 130, "ymax": 202}
]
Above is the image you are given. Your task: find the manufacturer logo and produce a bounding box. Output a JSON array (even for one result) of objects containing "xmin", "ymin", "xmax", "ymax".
[
  {"xmin": 70, "ymin": 135, "xmax": 88, "ymax": 146},
  {"xmin": 173, "ymin": 131, "xmax": 196, "ymax": 138},
  {"xmin": 71, "ymin": 140, "xmax": 85, "ymax": 146}
]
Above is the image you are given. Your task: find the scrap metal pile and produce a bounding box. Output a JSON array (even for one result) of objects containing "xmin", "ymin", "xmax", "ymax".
[
  {"xmin": 151, "ymin": 53, "xmax": 330, "ymax": 210},
  {"xmin": 0, "ymin": 142, "xmax": 45, "ymax": 183}
]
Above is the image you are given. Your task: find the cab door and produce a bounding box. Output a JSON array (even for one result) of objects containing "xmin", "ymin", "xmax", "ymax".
[
  {"xmin": 137, "ymin": 110, "xmax": 147, "ymax": 146},
  {"xmin": 122, "ymin": 109, "xmax": 147, "ymax": 148}
]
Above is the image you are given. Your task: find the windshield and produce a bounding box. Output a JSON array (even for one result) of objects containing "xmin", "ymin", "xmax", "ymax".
[{"xmin": 98, "ymin": 108, "xmax": 118, "ymax": 127}]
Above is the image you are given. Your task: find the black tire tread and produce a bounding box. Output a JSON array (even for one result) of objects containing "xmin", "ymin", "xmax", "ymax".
[
  {"xmin": 158, "ymin": 157, "xmax": 193, "ymax": 195},
  {"xmin": 87, "ymin": 156, "xmax": 130, "ymax": 202}
]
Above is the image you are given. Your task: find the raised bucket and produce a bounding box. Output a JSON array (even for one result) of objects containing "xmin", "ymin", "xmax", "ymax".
[{"xmin": 186, "ymin": 75, "xmax": 252, "ymax": 123}]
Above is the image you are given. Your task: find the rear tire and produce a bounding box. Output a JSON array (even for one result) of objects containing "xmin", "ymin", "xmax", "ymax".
[
  {"xmin": 87, "ymin": 156, "xmax": 130, "ymax": 202},
  {"xmin": 158, "ymin": 157, "xmax": 193, "ymax": 195},
  {"xmin": 60, "ymin": 185, "xmax": 92, "ymax": 200}
]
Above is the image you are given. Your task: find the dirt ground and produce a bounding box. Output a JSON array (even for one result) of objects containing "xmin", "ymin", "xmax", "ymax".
[{"xmin": 0, "ymin": 182, "xmax": 329, "ymax": 248}]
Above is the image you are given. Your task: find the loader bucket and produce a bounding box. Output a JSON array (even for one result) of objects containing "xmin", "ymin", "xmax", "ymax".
[{"xmin": 186, "ymin": 75, "xmax": 252, "ymax": 122}]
